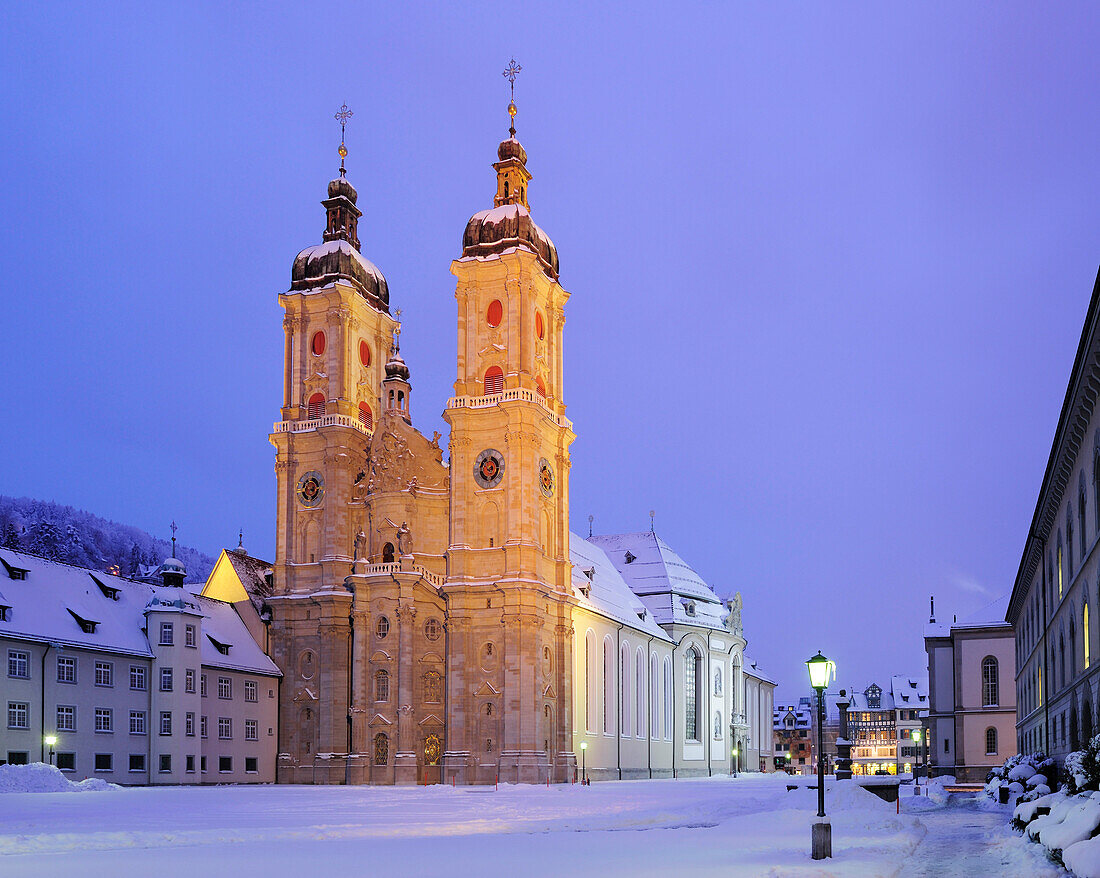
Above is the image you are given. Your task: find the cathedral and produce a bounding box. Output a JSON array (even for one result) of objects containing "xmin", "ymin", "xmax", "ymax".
[{"xmin": 267, "ymin": 89, "xmax": 774, "ymax": 785}]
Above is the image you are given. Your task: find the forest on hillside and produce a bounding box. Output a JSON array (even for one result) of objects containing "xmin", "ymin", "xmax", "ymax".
[{"xmin": 0, "ymin": 496, "xmax": 216, "ymax": 583}]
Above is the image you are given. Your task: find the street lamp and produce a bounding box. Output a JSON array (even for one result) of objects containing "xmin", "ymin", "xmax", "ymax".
[
  {"xmin": 579, "ymin": 741, "xmax": 588, "ymax": 785},
  {"xmin": 44, "ymin": 735, "xmax": 57, "ymax": 766},
  {"xmin": 912, "ymin": 729, "xmax": 922, "ymax": 795},
  {"xmin": 731, "ymin": 746, "xmax": 739, "ymax": 778},
  {"xmin": 807, "ymin": 651, "xmax": 835, "ymax": 861}
]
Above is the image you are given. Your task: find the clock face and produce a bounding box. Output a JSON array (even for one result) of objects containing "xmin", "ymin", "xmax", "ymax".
[
  {"xmin": 539, "ymin": 458, "xmax": 555, "ymax": 497},
  {"xmin": 297, "ymin": 471, "xmax": 325, "ymax": 507},
  {"xmin": 474, "ymin": 449, "xmax": 505, "ymax": 489}
]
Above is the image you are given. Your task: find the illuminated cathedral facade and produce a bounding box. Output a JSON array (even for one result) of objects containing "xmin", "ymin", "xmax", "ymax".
[{"xmin": 267, "ymin": 95, "xmax": 774, "ymax": 785}]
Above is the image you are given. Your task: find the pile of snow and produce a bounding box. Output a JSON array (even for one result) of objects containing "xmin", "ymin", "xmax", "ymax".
[
  {"xmin": 1014, "ymin": 786, "xmax": 1100, "ymax": 876},
  {"xmin": 0, "ymin": 762, "xmax": 116, "ymax": 793},
  {"xmin": 986, "ymin": 751, "xmax": 1055, "ymax": 803}
]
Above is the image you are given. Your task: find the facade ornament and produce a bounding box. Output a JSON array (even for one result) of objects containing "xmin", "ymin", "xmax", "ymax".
[
  {"xmin": 397, "ymin": 521, "xmax": 413, "ymax": 556},
  {"xmin": 725, "ymin": 592, "xmax": 744, "ymax": 637}
]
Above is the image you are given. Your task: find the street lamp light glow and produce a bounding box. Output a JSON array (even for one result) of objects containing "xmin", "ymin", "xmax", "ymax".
[
  {"xmin": 806, "ymin": 651, "xmax": 835, "ymax": 691},
  {"xmin": 44, "ymin": 735, "xmax": 57, "ymax": 747},
  {"xmin": 579, "ymin": 742, "xmax": 587, "ymax": 750}
]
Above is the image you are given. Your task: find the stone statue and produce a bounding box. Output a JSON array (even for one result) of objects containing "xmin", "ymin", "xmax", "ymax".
[
  {"xmin": 726, "ymin": 592, "xmax": 743, "ymax": 637},
  {"xmin": 353, "ymin": 529, "xmax": 366, "ymax": 566},
  {"xmin": 714, "ymin": 711, "xmax": 723, "ymax": 740},
  {"xmin": 397, "ymin": 521, "xmax": 413, "ymax": 556},
  {"xmin": 714, "ymin": 666, "xmax": 723, "ymax": 696}
]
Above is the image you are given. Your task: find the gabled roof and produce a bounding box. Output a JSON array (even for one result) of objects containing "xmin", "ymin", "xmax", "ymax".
[{"xmin": 570, "ymin": 534, "xmax": 671, "ymax": 641}]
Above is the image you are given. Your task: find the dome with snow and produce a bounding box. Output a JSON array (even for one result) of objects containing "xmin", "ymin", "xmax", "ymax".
[
  {"xmin": 159, "ymin": 557, "xmax": 186, "ymax": 578},
  {"xmin": 292, "ymin": 238, "xmax": 389, "ymax": 309},
  {"xmin": 463, "ymin": 203, "xmax": 559, "ymax": 278}
]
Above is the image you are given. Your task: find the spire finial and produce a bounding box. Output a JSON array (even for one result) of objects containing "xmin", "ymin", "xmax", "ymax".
[
  {"xmin": 335, "ymin": 103, "xmax": 353, "ymax": 174},
  {"xmin": 588, "ymin": 514, "xmax": 594, "ymax": 538},
  {"xmin": 502, "ymin": 58, "xmax": 521, "ymax": 137},
  {"xmin": 238, "ymin": 529, "xmax": 244, "ymax": 550},
  {"xmin": 649, "ymin": 510, "xmax": 655, "ymax": 533},
  {"xmin": 170, "ymin": 521, "xmax": 178, "ymax": 558},
  {"xmin": 393, "ymin": 307, "xmax": 403, "ymax": 353}
]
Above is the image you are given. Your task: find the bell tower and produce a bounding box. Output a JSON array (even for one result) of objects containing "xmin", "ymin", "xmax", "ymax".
[{"xmin": 441, "ymin": 65, "xmax": 577, "ymax": 784}]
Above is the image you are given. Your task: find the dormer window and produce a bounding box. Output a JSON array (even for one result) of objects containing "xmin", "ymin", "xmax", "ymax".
[
  {"xmin": 625, "ymin": 551, "xmax": 636, "ymax": 564},
  {"xmin": 208, "ymin": 635, "xmax": 231, "ymax": 656},
  {"xmin": 90, "ymin": 574, "xmax": 119, "ymax": 600},
  {"xmin": 67, "ymin": 609, "xmax": 98, "ymax": 634},
  {"xmin": 0, "ymin": 605, "xmax": 9, "ymax": 622},
  {"xmin": 1, "ymin": 558, "xmax": 28, "ymax": 581},
  {"xmin": 583, "ymin": 568, "xmax": 595, "ymax": 581},
  {"xmin": 685, "ymin": 601, "xmax": 696, "ymax": 617}
]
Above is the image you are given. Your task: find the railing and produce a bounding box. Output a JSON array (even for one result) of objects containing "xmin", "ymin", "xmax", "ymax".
[
  {"xmin": 273, "ymin": 414, "xmax": 373, "ymax": 438},
  {"xmin": 447, "ymin": 388, "xmax": 572, "ymax": 429},
  {"xmin": 352, "ymin": 562, "xmax": 445, "ymax": 589}
]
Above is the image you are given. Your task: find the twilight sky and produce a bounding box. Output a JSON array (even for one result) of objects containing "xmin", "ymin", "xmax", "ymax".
[{"xmin": 2, "ymin": 3, "xmax": 1100, "ymax": 697}]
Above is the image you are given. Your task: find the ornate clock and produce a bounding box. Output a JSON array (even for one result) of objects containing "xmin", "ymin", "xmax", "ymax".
[
  {"xmin": 296, "ymin": 471, "xmax": 325, "ymax": 507},
  {"xmin": 539, "ymin": 458, "xmax": 555, "ymax": 497},
  {"xmin": 474, "ymin": 449, "xmax": 505, "ymax": 489}
]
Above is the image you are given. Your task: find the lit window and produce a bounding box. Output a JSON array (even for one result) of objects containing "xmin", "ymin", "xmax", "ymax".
[{"xmin": 1086, "ymin": 604, "xmax": 1091, "ymax": 670}]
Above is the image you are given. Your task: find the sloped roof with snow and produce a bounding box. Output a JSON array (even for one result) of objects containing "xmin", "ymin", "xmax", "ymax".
[
  {"xmin": 889, "ymin": 674, "xmax": 929, "ymax": 710},
  {"xmin": 586, "ymin": 532, "xmax": 730, "ymax": 631},
  {"xmin": 744, "ymin": 655, "xmax": 776, "ymax": 685},
  {"xmin": 570, "ymin": 534, "xmax": 671, "ymax": 641}
]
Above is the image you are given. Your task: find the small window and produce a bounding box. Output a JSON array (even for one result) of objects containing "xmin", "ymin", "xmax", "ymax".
[
  {"xmin": 535, "ymin": 311, "xmax": 545, "ymax": 340},
  {"xmin": 307, "ymin": 393, "xmax": 326, "ymax": 419},
  {"xmin": 201, "ymin": 756, "xmax": 207, "ymax": 773},
  {"xmin": 382, "ymin": 543, "xmax": 395, "ymax": 563},
  {"xmin": 359, "ymin": 340, "xmax": 371, "ymax": 367},
  {"xmin": 129, "ymin": 665, "xmax": 146, "ymax": 691},
  {"xmin": 159, "ymin": 754, "xmax": 172, "ymax": 773},
  {"xmin": 201, "ymin": 674, "xmax": 207, "ymax": 697},
  {"xmin": 219, "ymin": 756, "xmax": 232, "ymax": 773},
  {"xmin": 129, "ymin": 753, "xmax": 145, "ymax": 772},
  {"xmin": 57, "ymin": 656, "xmax": 77, "ymax": 683},
  {"xmin": 484, "ymin": 366, "xmax": 504, "ymax": 396},
  {"xmin": 486, "ymin": 299, "xmax": 503, "ymax": 328},
  {"xmin": 7, "ymin": 649, "xmax": 29, "ymax": 679},
  {"xmin": 218, "ymin": 677, "xmax": 231, "ymax": 699},
  {"xmin": 185, "ymin": 712, "xmax": 195, "ymax": 736},
  {"xmin": 57, "ymin": 752, "xmax": 75, "ymax": 771},
  {"xmin": 160, "ymin": 668, "xmax": 173, "ymax": 692},
  {"xmin": 245, "ymin": 756, "xmax": 258, "ymax": 773},
  {"xmin": 95, "ymin": 753, "xmax": 113, "ymax": 772},
  {"xmin": 185, "ymin": 625, "xmax": 196, "ymax": 647},
  {"xmin": 200, "ymin": 715, "xmax": 208, "ymax": 738},
  {"xmin": 359, "ymin": 402, "xmax": 374, "ymax": 430},
  {"xmin": 5, "ymin": 751, "xmax": 28, "ymax": 765},
  {"xmin": 218, "ymin": 717, "xmax": 232, "ymax": 740},
  {"xmin": 535, "ymin": 376, "xmax": 547, "ymax": 398},
  {"xmin": 159, "ymin": 622, "xmax": 174, "ymax": 646},
  {"xmin": 245, "ymin": 719, "xmax": 258, "ymax": 741},
  {"xmin": 160, "ymin": 711, "xmax": 172, "ymax": 736},
  {"xmin": 185, "ymin": 669, "xmax": 195, "ymax": 693},
  {"xmin": 245, "ymin": 680, "xmax": 258, "ymax": 702},
  {"xmin": 186, "ymin": 755, "xmax": 195, "ymax": 773},
  {"xmin": 986, "ymin": 727, "xmax": 998, "ymax": 755},
  {"xmin": 376, "ymin": 616, "xmax": 390, "ymax": 639},
  {"xmin": 311, "ymin": 331, "xmax": 326, "ymax": 356},
  {"xmin": 94, "ymin": 662, "xmax": 113, "ymax": 687}
]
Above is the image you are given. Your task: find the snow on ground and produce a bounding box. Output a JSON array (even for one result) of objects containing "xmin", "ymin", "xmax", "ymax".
[
  {"xmin": 0, "ymin": 771, "xmax": 1061, "ymax": 878},
  {"xmin": 0, "ymin": 762, "xmax": 116, "ymax": 794}
]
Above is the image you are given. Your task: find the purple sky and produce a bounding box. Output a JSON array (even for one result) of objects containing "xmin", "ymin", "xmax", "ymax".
[{"xmin": 3, "ymin": 3, "xmax": 1100, "ymax": 697}]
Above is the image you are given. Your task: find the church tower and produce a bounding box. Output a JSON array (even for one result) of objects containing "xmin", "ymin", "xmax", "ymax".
[
  {"xmin": 268, "ymin": 111, "xmax": 398, "ymax": 782},
  {"xmin": 442, "ymin": 69, "xmax": 577, "ymax": 784}
]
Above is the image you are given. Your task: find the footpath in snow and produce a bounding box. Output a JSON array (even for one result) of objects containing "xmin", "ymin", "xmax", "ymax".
[{"xmin": 0, "ymin": 766, "xmax": 1060, "ymax": 877}]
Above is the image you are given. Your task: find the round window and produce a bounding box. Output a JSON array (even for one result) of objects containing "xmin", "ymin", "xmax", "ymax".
[
  {"xmin": 487, "ymin": 300, "xmax": 503, "ymax": 328},
  {"xmin": 424, "ymin": 618, "xmax": 442, "ymax": 642},
  {"xmin": 376, "ymin": 616, "xmax": 390, "ymax": 640},
  {"xmin": 311, "ymin": 331, "xmax": 326, "ymax": 356},
  {"xmin": 535, "ymin": 312, "xmax": 544, "ymax": 339},
  {"xmin": 359, "ymin": 340, "xmax": 371, "ymax": 366}
]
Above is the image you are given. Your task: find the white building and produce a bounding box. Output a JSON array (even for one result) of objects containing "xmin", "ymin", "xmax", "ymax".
[{"xmin": 0, "ymin": 546, "xmax": 280, "ymax": 783}]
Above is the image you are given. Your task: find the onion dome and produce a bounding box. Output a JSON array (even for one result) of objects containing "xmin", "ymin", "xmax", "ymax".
[
  {"xmin": 157, "ymin": 556, "xmax": 186, "ymax": 588},
  {"xmin": 384, "ymin": 346, "xmax": 409, "ymax": 381},
  {"xmin": 291, "ymin": 167, "xmax": 390, "ymax": 312}
]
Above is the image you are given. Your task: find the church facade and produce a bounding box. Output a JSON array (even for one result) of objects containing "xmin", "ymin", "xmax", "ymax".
[{"xmin": 266, "ymin": 106, "xmax": 773, "ymax": 785}]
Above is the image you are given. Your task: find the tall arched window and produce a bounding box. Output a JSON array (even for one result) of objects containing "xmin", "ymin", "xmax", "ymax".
[
  {"xmin": 685, "ymin": 646, "xmax": 700, "ymax": 741},
  {"xmin": 732, "ymin": 658, "xmax": 741, "ymax": 717},
  {"xmin": 1068, "ymin": 508, "xmax": 1075, "ymax": 580},
  {"xmin": 373, "ymin": 733, "xmax": 388, "ymax": 765},
  {"xmin": 1094, "ymin": 437, "xmax": 1100, "ymax": 534},
  {"xmin": 375, "ymin": 669, "xmax": 389, "ymax": 702},
  {"xmin": 603, "ymin": 636, "xmax": 614, "ymax": 735},
  {"xmin": 1085, "ymin": 602, "xmax": 1091, "ymax": 670},
  {"xmin": 307, "ymin": 392, "xmax": 325, "ymax": 419},
  {"xmin": 1071, "ymin": 614, "xmax": 1078, "ymax": 679},
  {"xmin": 1058, "ymin": 534, "xmax": 1064, "ymax": 599},
  {"xmin": 663, "ymin": 656, "xmax": 673, "ymax": 740},
  {"xmin": 484, "ymin": 366, "xmax": 504, "ymax": 395},
  {"xmin": 1080, "ymin": 472, "xmax": 1088, "ymax": 558},
  {"xmin": 649, "ymin": 654, "xmax": 659, "ymax": 738},
  {"xmin": 636, "ymin": 648, "xmax": 645, "ymax": 738},
  {"xmin": 620, "ymin": 643, "xmax": 630, "ymax": 736},
  {"xmin": 382, "ymin": 542, "xmax": 395, "ymax": 563},
  {"xmin": 981, "ymin": 656, "xmax": 998, "ymax": 707},
  {"xmin": 1060, "ymin": 633, "xmax": 1067, "ymax": 689},
  {"xmin": 584, "ymin": 629, "xmax": 596, "ymax": 733},
  {"xmin": 985, "ymin": 727, "xmax": 997, "ymax": 755}
]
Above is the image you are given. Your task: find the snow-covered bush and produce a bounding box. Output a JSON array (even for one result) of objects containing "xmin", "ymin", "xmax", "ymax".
[
  {"xmin": 1063, "ymin": 735, "xmax": 1100, "ymax": 795},
  {"xmin": 987, "ymin": 751, "xmax": 1056, "ymax": 801}
]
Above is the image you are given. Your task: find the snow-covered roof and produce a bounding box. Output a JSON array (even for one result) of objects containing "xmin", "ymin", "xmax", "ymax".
[
  {"xmin": 571, "ymin": 535, "xmax": 671, "ymax": 641},
  {"xmin": 0, "ymin": 548, "xmax": 280, "ymax": 676},
  {"xmin": 773, "ymin": 699, "xmax": 813, "ymax": 730},
  {"xmin": 586, "ymin": 532, "xmax": 731, "ymax": 631},
  {"xmin": 889, "ymin": 674, "xmax": 929, "ymax": 709},
  {"xmin": 744, "ymin": 655, "xmax": 776, "ymax": 685}
]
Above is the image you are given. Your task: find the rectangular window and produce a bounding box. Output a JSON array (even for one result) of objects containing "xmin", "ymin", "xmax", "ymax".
[
  {"xmin": 200, "ymin": 675, "xmax": 207, "ymax": 697},
  {"xmin": 185, "ymin": 625, "xmax": 195, "ymax": 647},
  {"xmin": 200, "ymin": 755, "xmax": 207, "ymax": 773},
  {"xmin": 160, "ymin": 711, "xmax": 172, "ymax": 736},
  {"xmin": 57, "ymin": 752, "xmax": 75, "ymax": 771},
  {"xmin": 94, "ymin": 661, "xmax": 113, "ymax": 688},
  {"xmin": 185, "ymin": 670, "xmax": 195, "ymax": 693},
  {"xmin": 130, "ymin": 665, "xmax": 146, "ymax": 691},
  {"xmin": 160, "ymin": 668, "xmax": 173, "ymax": 692},
  {"xmin": 129, "ymin": 711, "xmax": 146, "ymax": 735},
  {"xmin": 56, "ymin": 705, "xmax": 76, "ymax": 731},
  {"xmin": 129, "ymin": 753, "xmax": 145, "ymax": 772},
  {"xmin": 8, "ymin": 701, "xmax": 29, "ymax": 729},
  {"xmin": 200, "ymin": 715, "xmax": 208, "ymax": 739},
  {"xmin": 7, "ymin": 649, "xmax": 29, "ymax": 679},
  {"xmin": 186, "ymin": 755, "xmax": 195, "ymax": 773},
  {"xmin": 94, "ymin": 753, "xmax": 113, "ymax": 772},
  {"xmin": 219, "ymin": 756, "xmax": 232, "ymax": 773},
  {"xmin": 218, "ymin": 717, "xmax": 232, "ymax": 740},
  {"xmin": 57, "ymin": 656, "xmax": 76, "ymax": 683},
  {"xmin": 6, "ymin": 752, "xmax": 29, "ymax": 765},
  {"xmin": 218, "ymin": 677, "xmax": 231, "ymax": 700},
  {"xmin": 160, "ymin": 622, "xmax": 173, "ymax": 646},
  {"xmin": 944, "ymin": 737, "xmax": 949, "ymax": 753},
  {"xmin": 185, "ymin": 712, "xmax": 195, "ymax": 736},
  {"xmin": 245, "ymin": 680, "xmax": 258, "ymax": 703},
  {"xmin": 245, "ymin": 719, "xmax": 258, "ymax": 741},
  {"xmin": 159, "ymin": 754, "xmax": 171, "ymax": 773},
  {"xmin": 245, "ymin": 756, "xmax": 257, "ymax": 773},
  {"xmin": 94, "ymin": 708, "xmax": 113, "ymax": 733}
]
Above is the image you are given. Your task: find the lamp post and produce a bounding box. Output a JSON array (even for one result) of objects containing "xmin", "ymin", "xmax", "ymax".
[
  {"xmin": 44, "ymin": 735, "xmax": 56, "ymax": 767},
  {"xmin": 579, "ymin": 741, "xmax": 588, "ymax": 785},
  {"xmin": 731, "ymin": 746, "xmax": 739, "ymax": 778},
  {"xmin": 912, "ymin": 729, "xmax": 922, "ymax": 795},
  {"xmin": 807, "ymin": 651, "xmax": 835, "ymax": 861}
]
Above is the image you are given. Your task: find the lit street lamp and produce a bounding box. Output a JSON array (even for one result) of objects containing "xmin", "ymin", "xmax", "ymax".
[
  {"xmin": 807, "ymin": 651, "xmax": 836, "ymax": 861},
  {"xmin": 579, "ymin": 741, "xmax": 588, "ymax": 785},
  {"xmin": 912, "ymin": 729, "xmax": 922, "ymax": 795},
  {"xmin": 731, "ymin": 746, "xmax": 739, "ymax": 778},
  {"xmin": 44, "ymin": 735, "xmax": 57, "ymax": 766}
]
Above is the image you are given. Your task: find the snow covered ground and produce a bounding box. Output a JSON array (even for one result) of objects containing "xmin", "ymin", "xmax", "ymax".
[{"xmin": 0, "ymin": 769, "xmax": 1063, "ymax": 877}]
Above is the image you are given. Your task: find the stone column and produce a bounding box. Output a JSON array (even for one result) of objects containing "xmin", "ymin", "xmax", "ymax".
[{"xmin": 835, "ymin": 690, "xmax": 852, "ymax": 780}]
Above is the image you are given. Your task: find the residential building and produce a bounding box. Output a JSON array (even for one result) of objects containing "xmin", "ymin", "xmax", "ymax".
[
  {"xmin": 831, "ymin": 677, "xmax": 927, "ymax": 776},
  {"xmin": 774, "ymin": 699, "xmax": 813, "ymax": 775}
]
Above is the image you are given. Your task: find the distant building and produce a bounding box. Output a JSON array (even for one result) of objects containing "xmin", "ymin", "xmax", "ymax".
[
  {"xmin": 774, "ymin": 698, "xmax": 813, "ymax": 775},
  {"xmin": 828, "ymin": 677, "xmax": 927, "ymax": 776},
  {"xmin": 1007, "ymin": 269, "xmax": 1100, "ymax": 766},
  {"xmin": 926, "ymin": 598, "xmax": 1016, "ymax": 782},
  {"xmin": 0, "ymin": 546, "xmax": 280, "ymax": 784}
]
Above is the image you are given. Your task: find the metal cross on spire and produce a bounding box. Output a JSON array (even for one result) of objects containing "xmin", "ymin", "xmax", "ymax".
[
  {"xmin": 170, "ymin": 520, "xmax": 178, "ymax": 557},
  {"xmin": 393, "ymin": 307, "xmax": 403, "ymax": 351},
  {"xmin": 335, "ymin": 103, "xmax": 353, "ymax": 170},
  {"xmin": 502, "ymin": 58, "xmax": 521, "ymax": 136}
]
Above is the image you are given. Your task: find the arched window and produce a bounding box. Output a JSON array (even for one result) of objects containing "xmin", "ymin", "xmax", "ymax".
[
  {"xmin": 584, "ymin": 629, "xmax": 596, "ymax": 733},
  {"xmin": 1085, "ymin": 602, "xmax": 1091, "ymax": 670},
  {"xmin": 484, "ymin": 366, "xmax": 504, "ymax": 396},
  {"xmin": 1094, "ymin": 437, "xmax": 1100, "ymax": 534},
  {"xmin": 663, "ymin": 656, "xmax": 673, "ymax": 740},
  {"xmin": 359, "ymin": 402, "xmax": 373, "ymax": 430},
  {"xmin": 1080, "ymin": 472, "xmax": 1088, "ymax": 559},
  {"xmin": 685, "ymin": 646, "xmax": 700, "ymax": 741},
  {"xmin": 1068, "ymin": 507, "xmax": 1075, "ymax": 580},
  {"xmin": 986, "ymin": 727, "xmax": 997, "ymax": 755},
  {"xmin": 1060, "ymin": 633, "xmax": 1067, "ymax": 689},
  {"xmin": 620, "ymin": 642, "xmax": 630, "ymax": 736},
  {"xmin": 374, "ymin": 669, "xmax": 389, "ymax": 702},
  {"xmin": 1058, "ymin": 534, "xmax": 1064, "ymax": 599},
  {"xmin": 373, "ymin": 733, "xmax": 388, "ymax": 765},
  {"xmin": 732, "ymin": 658, "xmax": 741, "ymax": 716},
  {"xmin": 503, "ymin": 180, "xmax": 510, "ymax": 198},
  {"xmin": 981, "ymin": 656, "xmax": 998, "ymax": 707},
  {"xmin": 307, "ymin": 392, "xmax": 325, "ymax": 419},
  {"xmin": 636, "ymin": 648, "xmax": 645, "ymax": 738},
  {"xmin": 375, "ymin": 616, "xmax": 389, "ymax": 639},
  {"xmin": 1071, "ymin": 614, "xmax": 1078, "ymax": 679},
  {"xmin": 382, "ymin": 542, "xmax": 395, "ymax": 564},
  {"xmin": 650, "ymin": 653, "xmax": 659, "ymax": 738},
  {"xmin": 603, "ymin": 636, "xmax": 614, "ymax": 735}
]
